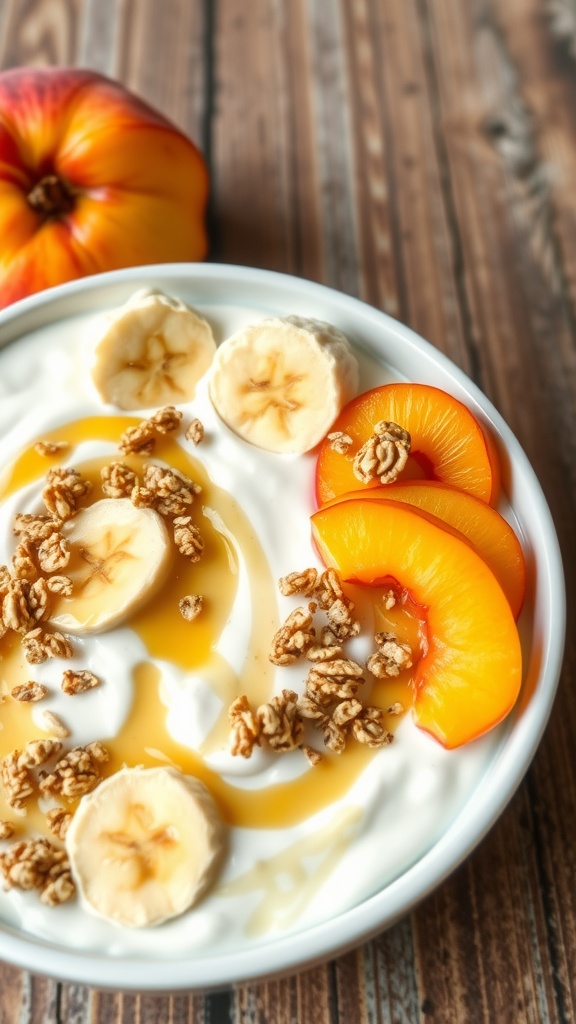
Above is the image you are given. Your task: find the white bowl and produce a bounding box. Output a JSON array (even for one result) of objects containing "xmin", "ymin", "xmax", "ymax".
[{"xmin": 0, "ymin": 264, "xmax": 565, "ymax": 990}]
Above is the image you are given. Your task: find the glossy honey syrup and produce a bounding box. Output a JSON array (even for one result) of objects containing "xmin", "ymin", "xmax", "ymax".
[{"xmin": 0, "ymin": 415, "xmax": 413, "ymax": 836}]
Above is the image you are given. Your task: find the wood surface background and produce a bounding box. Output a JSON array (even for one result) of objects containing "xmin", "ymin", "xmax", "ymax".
[{"xmin": 0, "ymin": 0, "xmax": 575, "ymax": 1021}]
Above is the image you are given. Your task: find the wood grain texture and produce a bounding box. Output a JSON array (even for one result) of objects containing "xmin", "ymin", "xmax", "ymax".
[{"xmin": 0, "ymin": 0, "xmax": 575, "ymax": 1021}]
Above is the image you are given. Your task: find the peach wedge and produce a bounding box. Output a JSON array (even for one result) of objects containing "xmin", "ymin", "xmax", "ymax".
[
  {"xmin": 315, "ymin": 382, "xmax": 499, "ymax": 506},
  {"xmin": 311, "ymin": 498, "xmax": 522, "ymax": 748},
  {"xmin": 323, "ymin": 480, "xmax": 526, "ymax": 619}
]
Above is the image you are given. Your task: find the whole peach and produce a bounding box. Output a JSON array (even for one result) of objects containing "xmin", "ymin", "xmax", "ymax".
[{"xmin": 0, "ymin": 67, "xmax": 209, "ymax": 308}]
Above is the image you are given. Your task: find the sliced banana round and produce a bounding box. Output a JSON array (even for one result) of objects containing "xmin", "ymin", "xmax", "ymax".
[
  {"xmin": 49, "ymin": 498, "xmax": 172, "ymax": 635},
  {"xmin": 208, "ymin": 315, "xmax": 359, "ymax": 454},
  {"xmin": 66, "ymin": 766, "xmax": 225, "ymax": 928},
  {"xmin": 91, "ymin": 289, "xmax": 216, "ymax": 410}
]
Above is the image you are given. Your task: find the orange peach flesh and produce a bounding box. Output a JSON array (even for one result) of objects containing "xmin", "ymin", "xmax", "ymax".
[
  {"xmin": 322, "ymin": 480, "xmax": 526, "ymax": 619},
  {"xmin": 315, "ymin": 382, "xmax": 499, "ymax": 506},
  {"xmin": 311, "ymin": 498, "xmax": 522, "ymax": 749}
]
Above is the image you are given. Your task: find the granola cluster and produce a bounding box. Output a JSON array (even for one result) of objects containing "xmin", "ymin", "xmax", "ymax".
[
  {"xmin": 229, "ymin": 568, "xmax": 409, "ymax": 762},
  {"xmin": 0, "ymin": 466, "xmax": 93, "ymax": 663},
  {"xmin": 0, "ymin": 837, "xmax": 74, "ymax": 906},
  {"xmin": 352, "ymin": 420, "xmax": 411, "ymax": 485},
  {"xmin": 96, "ymin": 408, "xmax": 208, "ymax": 619},
  {"xmin": 118, "ymin": 405, "xmax": 204, "ymax": 455}
]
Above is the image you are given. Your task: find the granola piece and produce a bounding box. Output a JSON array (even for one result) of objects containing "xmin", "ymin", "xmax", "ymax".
[
  {"xmin": 299, "ymin": 744, "xmax": 323, "ymax": 766},
  {"xmin": 306, "ymin": 643, "xmax": 344, "ymax": 662},
  {"xmin": 352, "ymin": 706, "xmax": 394, "ymax": 748},
  {"xmin": 331, "ymin": 697, "xmax": 363, "ymax": 727},
  {"xmin": 13, "ymin": 512, "xmax": 59, "ymax": 543},
  {"xmin": 0, "ymin": 564, "xmax": 10, "ymax": 592},
  {"xmin": 34, "ymin": 440, "xmax": 70, "ymax": 456},
  {"xmin": 269, "ymin": 606, "xmax": 315, "ymax": 666},
  {"xmin": 39, "ymin": 742, "xmax": 109, "ymax": 800},
  {"xmin": 278, "ymin": 568, "xmax": 319, "ymax": 597},
  {"xmin": 304, "ymin": 657, "xmax": 364, "ymax": 706},
  {"xmin": 142, "ymin": 464, "xmax": 200, "ymax": 516},
  {"xmin": 185, "ymin": 417, "xmax": 204, "ymax": 444},
  {"xmin": 41, "ymin": 868, "xmax": 76, "ymax": 907},
  {"xmin": 367, "ymin": 632, "xmax": 413, "ymax": 678},
  {"xmin": 37, "ymin": 531, "xmax": 70, "ymax": 573},
  {"xmin": 298, "ymin": 694, "xmax": 329, "ymax": 724},
  {"xmin": 39, "ymin": 710, "xmax": 71, "ymax": 739},
  {"xmin": 19, "ymin": 739, "xmax": 62, "ymax": 768},
  {"xmin": 2, "ymin": 579, "xmax": 34, "ymax": 633},
  {"xmin": 382, "ymin": 588, "xmax": 397, "ymax": 610},
  {"xmin": 45, "ymin": 807, "xmax": 72, "ymax": 840},
  {"xmin": 257, "ymin": 689, "xmax": 304, "ymax": 753},
  {"xmin": 11, "ymin": 681, "xmax": 47, "ymax": 703},
  {"xmin": 327, "ymin": 430, "xmax": 353, "ymax": 454},
  {"xmin": 179, "ymin": 595, "xmax": 203, "ymax": 621},
  {"xmin": 150, "ymin": 405, "xmax": 183, "ymax": 434},
  {"xmin": 387, "ymin": 701, "xmax": 405, "ymax": 716},
  {"xmin": 0, "ymin": 751, "xmax": 34, "ymax": 810},
  {"xmin": 323, "ymin": 718, "xmax": 347, "ymax": 754},
  {"xmin": 229, "ymin": 695, "xmax": 261, "ymax": 758},
  {"xmin": 46, "ymin": 575, "xmax": 73, "ymax": 596},
  {"xmin": 42, "ymin": 468, "xmax": 90, "ymax": 518},
  {"xmin": 61, "ymin": 669, "xmax": 100, "ymax": 695},
  {"xmin": 130, "ymin": 484, "xmax": 156, "ymax": 509},
  {"xmin": 119, "ymin": 420, "xmax": 156, "ymax": 455},
  {"xmin": 173, "ymin": 516, "xmax": 204, "ymax": 561},
  {"xmin": 313, "ymin": 567, "xmax": 346, "ymax": 610},
  {"xmin": 0, "ymin": 837, "xmax": 75, "ymax": 905},
  {"xmin": 11, "ymin": 539, "xmax": 38, "ymax": 581},
  {"xmin": 328, "ymin": 601, "xmax": 361, "ymax": 640},
  {"xmin": 22, "ymin": 627, "xmax": 74, "ymax": 665},
  {"xmin": 0, "ymin": 822, "xmax": 15, "ymax": 841},
  {"xmin": 309, "ymin": 568, "xmax": 361, "ymax": 639},
  {"xmin": 320, "ymin": 625, "xmax": 341, "ymax": 647},
  {"xmin": 306, "ymin": 666, "xmax": 364, "ymax": 705},
  {"xmin": 101, "ymin": 461, "xmax": 138, "ymax": 498},
  {"xmin": 27, "ymin": 578, "xmax": 50, "ymax": 621},
  {"xmin": 353, "ymin": 420, "xmax": 410, "ymax": 485}
]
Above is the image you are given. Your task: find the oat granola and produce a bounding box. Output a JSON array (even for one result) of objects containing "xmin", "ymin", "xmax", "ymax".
[
  {"xmin": 0, "ymin": 837, "xmax": 75, "ymax": 906},
  {"xmin": 179, "ymin": 595, "xmax": 203, "ymax": 621},
  {"xmin": 173, "ymin": 516, "xmax": 204, "ymax": 561},
  {"xmin": 61, "ymin": 669, "xmax": 100, "ymax": 695},
  {"xmin": 10, "ymin": 681, "xmax": 47, "ymax": 703},
  {"xmin": 185, "ymin": 417, "xmax": 204, "ymax": 444},
  {"xmin": 353, "ymin": 420, "xmax": 411, "ymax": 485},
  {"xmin": 39, "ymin": 742, "xmax": 109, "ymax": 800}
]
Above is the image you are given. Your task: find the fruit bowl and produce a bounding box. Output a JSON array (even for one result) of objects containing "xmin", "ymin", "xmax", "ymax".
[{"xmin": 0, "ymin": 264, "xmax": 565, "ymax": 990}]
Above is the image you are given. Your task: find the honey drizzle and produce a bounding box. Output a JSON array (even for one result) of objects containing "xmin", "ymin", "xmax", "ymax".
[{"xmin": 0, "ymin": 416, "xmax": 412, "ymax": 839}]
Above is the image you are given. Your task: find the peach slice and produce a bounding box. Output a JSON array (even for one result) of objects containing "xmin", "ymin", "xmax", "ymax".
[
  {"xmin": 311, "ymin": 498, "xmax": 522, "ymax": 748},
  {"xmin": 323, "ymin": 480, "xmax": 526, "ymax": 619},
  {"xmin": 315, "ymin": 383, "xmax": 499, "ymax": 506}
]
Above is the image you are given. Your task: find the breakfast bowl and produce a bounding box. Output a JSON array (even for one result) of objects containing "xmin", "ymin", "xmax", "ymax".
[{"xmin": 0, "ymin": 264, "xmax": 565, "ymax": 990}]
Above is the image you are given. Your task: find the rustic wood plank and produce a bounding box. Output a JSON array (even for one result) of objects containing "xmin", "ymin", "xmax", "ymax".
[
  {"xmin": 77, "ymin": 0, "xmax": 120, "ymax": 75},
  {"xmin": 410, "ymin": 2, "xmax": 576, "ymax": 1020},
  {"xmin": 114, "ymin": 0, "xmax": 207, "ymax": 140},
  {"xmin": 340, "ymin": 0, "xmax": 475, "ymax": 398},
  {"xmin": 0, "ymin": 0, "xmax": 81, "ymax": 68},
  {"xmin": 209, "ymin": 0, "xmax": 308, "ymax": 273}
]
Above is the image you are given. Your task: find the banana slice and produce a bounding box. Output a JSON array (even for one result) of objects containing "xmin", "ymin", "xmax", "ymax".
[
  {"xmin": 66, "ymin": 766, "xmax": 225, "ymax": 928},
  {"xmin": 208, "ymin": 315, "xmax": 359, "ymax": 454},
  {"xmin": 49, "ymin": 498, "xmax": 172, "ymax": 635},
  {"xmin": 91, "ymin": 289, "xmax": 216, "ymax": 410}
]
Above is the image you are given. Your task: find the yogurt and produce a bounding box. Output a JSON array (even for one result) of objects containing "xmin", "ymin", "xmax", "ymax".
[{"xmin": 0, "ymin": 298, "xmax": 504, "ymax": 959}]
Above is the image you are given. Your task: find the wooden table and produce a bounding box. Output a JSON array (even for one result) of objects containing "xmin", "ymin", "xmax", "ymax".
[{"xmin": 0, "ymin": 0, "xmax": 575, "ymax": 1021}]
